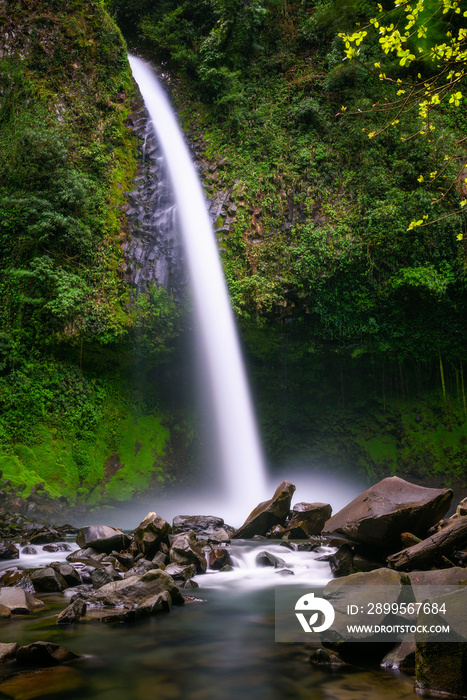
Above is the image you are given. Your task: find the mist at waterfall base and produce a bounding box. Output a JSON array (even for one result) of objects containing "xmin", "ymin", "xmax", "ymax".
[{"xmin": 122, "ymin": 56, "xmax": 363, "ymax": 530}]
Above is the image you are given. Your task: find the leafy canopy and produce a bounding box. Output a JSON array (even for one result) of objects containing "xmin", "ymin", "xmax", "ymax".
[{"xmin": 339, "ymin": 0, "xmax": 467, "ymax": 234}]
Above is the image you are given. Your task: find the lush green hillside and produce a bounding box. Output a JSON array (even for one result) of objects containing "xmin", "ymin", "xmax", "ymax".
[{"xmin": 0, "ymin": 0, "xmax": 189, "ymax": 502}]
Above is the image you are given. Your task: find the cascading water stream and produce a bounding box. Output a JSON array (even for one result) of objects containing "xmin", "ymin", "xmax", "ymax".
[{"xmin": 129, "ymin": 55, "xmax": 268, "ymax": 508}]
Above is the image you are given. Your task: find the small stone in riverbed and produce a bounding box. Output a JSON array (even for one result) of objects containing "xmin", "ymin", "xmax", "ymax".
[
  {"xmin": 43, "ymin": 543, "xmax": 72, "ymax": 553},
  {"xmin": 0, "ymin": 642, "xmax": 18, "ymax": 662},
  {"xmin": 21, "ymin": 546, "xmax": 38, "ymax": 555},
  {"xmin": 309, "ymin": 648, "xmax": 347, "ymax": 666},
  {"xmin": 255, "ymin": 551, "xmax": 287, "ymax": 568},
  {"xmin": 16, "ymin": 641, "xmax": 80, "ymax": 666},
  {"xmin": 297, "ymin": 542, "xmax": 319, "ymax": 552},
  {"xmin": 57, "ymin": 600, "xmax": 86, "ymax": 625},
  {"xmin": 179, "ymin": 579, "xmax": 199, "ymax": 589},
  {"xmin": 275, "ymin": 569, "xmax": 294, "ymax": 576}
]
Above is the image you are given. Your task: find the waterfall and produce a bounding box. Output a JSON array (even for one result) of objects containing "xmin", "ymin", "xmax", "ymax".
[{"xmin": 128, "ymin": 55, "xmax": 267, "ymax": 507}]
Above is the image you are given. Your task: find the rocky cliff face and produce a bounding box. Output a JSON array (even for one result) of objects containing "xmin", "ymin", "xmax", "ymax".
[{"xmin": 122, "ymin": 102, "xmax": 187, "ymax": 296}]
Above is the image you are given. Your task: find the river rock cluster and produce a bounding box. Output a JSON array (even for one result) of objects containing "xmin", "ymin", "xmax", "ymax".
[{"xmin": 0, "ymin": 476, "xmax": 465, "ymax": 698}]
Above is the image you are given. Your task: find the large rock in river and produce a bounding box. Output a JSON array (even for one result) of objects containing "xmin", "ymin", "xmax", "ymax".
[
  {"xmin": 76, "ymin": 526, "xmax": 130, "ymax": 554},
  {"xmin": 0, "ymin": 587, "xmax": 44, "ymax": 614},
  {"xmin": 69, "ymin": 569, "xmax": 184, "ymax": 622},
  {"xmin": 284, "ymin": 502, "xmax": 332, "ymax": 538},
  {"xmin": 133, "ymin": 512, "xmax": 171, "ymax": 558},
  {"xmin": 232, "ymin": 481, "xmax": 296, "ymax": 539},
  {"xmin": 322, "ymin": 477, "xmax": 452, "ymax": 549}
]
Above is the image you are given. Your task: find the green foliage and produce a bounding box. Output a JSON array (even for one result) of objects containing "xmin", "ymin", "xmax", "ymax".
[
  {"xmin": 338, "ymin": 0, "xmax": 467, "ymax": 231},
  {"xmin": 120, "ymin": 0, "xmax": 467, "ymax": 359},
  {"xmin": 131, "ymin": 284, "xmax": 182, "ymax": 359}
]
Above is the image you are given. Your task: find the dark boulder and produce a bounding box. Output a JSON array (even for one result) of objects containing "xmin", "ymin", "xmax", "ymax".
[
  {"xmin": 0, "ymin": 542, "xmax": 19, "ymax": 560},
  {"xmin": 29, "ymin": 529, "xmax": 62, "ymax": 545},
  {"xmin": 30, "ymin": 567, "xmax": 69, "ymax": 593},
  {"xmin": 56, "ymin": 601, "xmax": 86, "ymax": 625},
  {"xmin": 322, "ymin": 477, "xmax": 453, "ymax": 549},
  {"xmin": 416, "ymin": 641, "xmax": 467, "ymax": 697},
  {"xmin": 207, "ymin": 548, "xmax": 232, "ymax": 570},
  {"xmin": 21, "ymin": 546, "xmax": 38, "ymax": 555},
  {"xmin": 172, "ymin": 515, "xmax": 234, "ymax": 541},
  {"xmin": 169, "ymin": 532, "xmax": 207, "ymax": 574},
  {"xmin": 233, "ymin": 481, "xmax": 296, "ymax": 539},
  {"xmin": 42, "ymin": 543, "xmax": 71, "ymax": 553},
  {"xmin": 124, "ymin": 558, "xmax": 160, "ymax": 579},
  {"xmin": 76, "ymin": 525, "xmax": 130, "ymax": 554},
  {"xmin": 132, "ymin": 512, "xmax": 171, "ymax": 558},
  {"xmin": 90, "ymin": 565, "xmax": 121, "ymax": 589},
  {"xmin": 164, "ymin": 563, "xmax": 197, "ymax": 580},
  {"xmin": 285, "ymin": 503, "xmax": 332, "ymax": 538},
  {"xmin": 50, "ymin": 563, "xmax": 81, "ymax": 588},
  {"xmin": 329, "ymin": 544, "xmax": 355, "ymax": 577},
  {"xmin": 16, "ymin": 641, "xmax": 79, "ymax": 666},
  {"xmin": 109, "ymin": 551, "xmax": 133, "ymax": 569},
  {"xmin": 255, "ymin": 551, "xmax": 287, "ymax": 568}
]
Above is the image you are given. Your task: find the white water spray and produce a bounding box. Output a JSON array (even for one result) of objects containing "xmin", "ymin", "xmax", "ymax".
[{"xmin": 129, "ymin": 55, "xmax": 268, "ymax": 507}]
